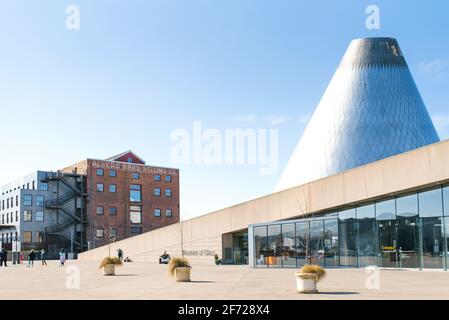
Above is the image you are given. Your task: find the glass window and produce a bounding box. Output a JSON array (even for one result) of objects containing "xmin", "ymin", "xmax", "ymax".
[
  {"xmin": 281, "ymin": 223, "xmax": 296, "ymax": 268},
  {"xmin": 109, "ymin": 184, "xmax": 117, "ymax": 193},
  {"xmin": 165, "ymin": 188, "xmax": 172, "ymax": 197},
  {"xmin": 165, "ymin": 175, "xmax": 172, "ymax": 182},
  {"xmin": 396, "ymin": 193, "xmax": 418, "ymax": 217},
  {"xmin": 35, "ymin": 195, "xmax": 44, "ymax": 207},
  {"xmin": 419, "ymin": 188, "xmax": 443, "ymax": 217},
  {"xmin": 96, "ymin": 206, "xmax": 104, "ymax": 215},
  {"xmin": 422, "ymin": 217, "xmax": 445, "ymax": 269},
  {"xmin": 339, "ymin": 208, "xmax": 356, "ymax": 221},
  {"xmin": 324, "ymin": 219, "xmax": 339, "ymax": 267},
  {"xmin": 23, "ymin": 231, "xmax": 32, "ymax": 243},
  {"xmin": 339, "ymin": 221, "xmax": 357, "ymax": 267},
  {"xmin": 357, "ymin": 217, "xmax": 378, "ymax": 267},
  {"xmin": 24, "ymin": 210, "xmax": 32, "ymax": 222},
  {"xmin": 154, "ymin": 188, "xmax": 161, "ymax": 196},
  {"xmin": 40, "ymin": 182, "xmax": 48, "ymax": 191},
  {"xmin": 130, "ymin": 227, "xmax": 142, "ymax": 236},
  {"xmin": 356, "ymin": 203, "xmax": 375, "ymax": 220},
  {"xmin": 96, "ymin": 168, "xmax": 104, "ymax": 176},
  {"xmin": 36, "ymin": 232, "xmax": 43, "ymax": 242},
  {"xmin": 132, "ymin": 172, "xmax": 140, "ymax": 180},
  {"xmin": 443, "ymin": 186, "xmax": 449, "ymax": 217},
  {"xmin": 376, "ymin": 198, "xmax": 396, "ymax": 220},
  {"xmin": 310, "ymin": 220, "xmax": 325, "ymax": 266},
  {"xmin": 165, "ymin": 208, "xmax": 173, "ymax": 217},
  {"xmin": 267, "ymin": 225, "xmax": 282, "ymax": 268},
  {"xmin": 35, "ymin": 211, "xmax": 44, "ymax": 222},
  {"xmin": 295, "ymin": 222, "xmax": 309, "ymax": 267},
  {"xmin": 154, "ymin": 175, "xmax": 161, "ymax": 181},
  {"xmin": 23, "ymin": 195, "xmax": 32, "ymax": 206},
  {"xmin": 397, "ymin": 216, "xmax": 420, "ymax": 268},
  {"xmin": 154, "ymin": 208, "xmax": 161, "ymax": 217},
  {"xmin": 109, "ymin": 170, "xmax": 117, "ymax": 177},
  {"xmin": 96, "ymin": 229, "xmax": 104, "ymax": 238},
  {"xmin": 96, "ymin": 184, "xmax": 104, "ymax": 192},
  {"xmin": 110, "ymin": 228, "xmax": 117, "ymax": 238},
  {"xmin": 130, "ymin": 184, "xmax": 141, "ymax": 202},
  {"xmin": 130, "ymin": 205, "xmax": 142, "ymax": 224},
  {"xmin": 324, "ymin": 212, "xmax": 338, "ymax": 218},
  {"xmin": 254, "ymin": 226, "xmax": 268, "ymax": 268},
  {"xmin": 109, "ymin": 207, "xmax": 117, "ymax": 215}
]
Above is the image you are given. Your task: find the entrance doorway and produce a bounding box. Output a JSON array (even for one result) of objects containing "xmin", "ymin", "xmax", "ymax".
[{"xmin": 378, "ymin": 218, "xmax": 420, "ymax": 268}]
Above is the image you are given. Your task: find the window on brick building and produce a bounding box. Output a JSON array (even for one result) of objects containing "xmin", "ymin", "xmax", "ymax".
[
  {"xmin": 96, "ymin": 229, "xmax": 104, "ymax": 238},
  {"xmin": 24, "ymin": 210, "xmax": 32, "ymax": 222},
  {"xmin": 165, "ymin": 188, "xmax": 172, "ymax": 197},
  {"xmin": 23, "ymin": 231, "xmax": 32, "ymax": 243},
  {"xmin": 165, "ymin": 208, "xmax": 173, "ymax": 217},
  {"xmin": 130, "ymin": 184, "xmax": 141, "ymax": 202}
]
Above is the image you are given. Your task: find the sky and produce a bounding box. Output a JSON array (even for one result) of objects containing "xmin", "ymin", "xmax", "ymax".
[{"xmin": 0, "ymin": 0, "xmax": 448, "ymax": 219}]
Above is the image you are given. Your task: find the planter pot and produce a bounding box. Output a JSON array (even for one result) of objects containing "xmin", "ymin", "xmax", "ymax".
[
  {"xmin": 294, "ymin": 272, "xmax": 318, "ymax": 293},
  {"xmin": 103, "ymin": 264, "xmax": 116, "ymax": 276},
  {"xmin": 175, "ymin": 266, "xmax": 191, "ymax": 282}
]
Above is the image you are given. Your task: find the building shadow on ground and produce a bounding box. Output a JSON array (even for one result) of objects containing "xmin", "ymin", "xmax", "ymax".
[{"xmin": 317, "ymin": 291, "xmax": 360, "ymax": 295}]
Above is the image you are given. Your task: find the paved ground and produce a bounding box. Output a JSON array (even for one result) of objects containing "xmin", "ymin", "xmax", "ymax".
[{"xmin": 0, "ymin": 260, "xmax": 448, "ymax": 299}]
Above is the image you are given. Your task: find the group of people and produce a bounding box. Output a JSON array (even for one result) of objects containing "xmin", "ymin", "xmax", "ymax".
[{"xmin": 0, "ymin": 248, "xmax": 67, "ymax": 267}]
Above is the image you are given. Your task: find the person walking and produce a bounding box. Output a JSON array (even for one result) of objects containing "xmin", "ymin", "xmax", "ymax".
[
  {"xmin": 0, "ymin": 248, "xmax": 7, "ymax": 267},
  {"xmin": 27, "ymin": 249, "xmax": 36, "ymax": 268},
  {"xmin": 41, "ymin": 249, "xmax": 47, "ymax": 266},
  {"xmin": 59, "ymin": 249, "xmax": 66, "ymax": 267},
  {"xmin": 117, "ymin": 248, "xmax": 123, "ymax": 261}
]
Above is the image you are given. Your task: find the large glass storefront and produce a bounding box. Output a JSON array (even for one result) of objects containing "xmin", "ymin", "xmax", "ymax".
[{"xmin": 250, "ymin": 185, "xmax": 449, "ymax": 269}]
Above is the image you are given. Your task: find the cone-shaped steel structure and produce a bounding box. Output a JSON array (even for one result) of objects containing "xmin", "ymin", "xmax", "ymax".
[{"xmin": 276, "ymin": 37, "xmax": 439, "ymax": 192}]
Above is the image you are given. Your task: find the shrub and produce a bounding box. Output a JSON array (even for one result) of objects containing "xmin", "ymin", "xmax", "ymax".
[
  {"xmin": 300, "ymin": 264, "xmax": 326, "ymax": 281},
  {"xmin": 168, "ymin": 257, "xmax": 191, "ymax": 277},
  {"xmin": 99, "ymin": 256, "xmax": 123, "ymax": 269}
]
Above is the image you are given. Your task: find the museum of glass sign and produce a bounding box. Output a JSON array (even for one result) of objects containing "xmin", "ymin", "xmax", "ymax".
[{"xmin": 249, "ymin": 185, "xmax": 449, "ymax": 270}]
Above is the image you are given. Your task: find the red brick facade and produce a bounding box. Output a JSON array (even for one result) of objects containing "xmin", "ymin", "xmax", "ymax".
[{"xmin": 62, "ymin": 152, "xmax": 179, "ymax": 248}]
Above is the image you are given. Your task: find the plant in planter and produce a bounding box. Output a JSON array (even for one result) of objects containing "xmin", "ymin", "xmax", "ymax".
[
  {"xmin": 214, "ymin": 254, "xmax": 222, "ymax": 265},
  {"xmin": 294, "ymin": 264, "xmax": 326, "ymax": 293},
  {"xmin": 168, "ymin": 257, "xmax": 191, "ymax": 282},
  {"xmin": 99, "ymin": 257, "xmax": 123, "ymax": 276}
]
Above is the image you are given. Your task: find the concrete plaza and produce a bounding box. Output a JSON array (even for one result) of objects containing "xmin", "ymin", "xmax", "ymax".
[{"xmin": 0, "ymin": 260, "xmax": 448, "ymax": 299}]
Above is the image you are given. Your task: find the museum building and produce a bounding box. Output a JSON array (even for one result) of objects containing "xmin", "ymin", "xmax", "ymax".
[{"xmin": 79, "ymin": 37, "xmax": 449, "ymax": 270}]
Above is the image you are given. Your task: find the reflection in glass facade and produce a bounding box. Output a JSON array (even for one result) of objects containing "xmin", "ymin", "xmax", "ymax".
[{"xmin": 250, "ymin": 186, "xmax": 449, "ymax": 269}]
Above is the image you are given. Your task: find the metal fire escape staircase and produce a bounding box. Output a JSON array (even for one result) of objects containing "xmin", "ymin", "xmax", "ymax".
[{"xmin": 44, "ymin": 172, "xmax": 88, "ymax": 251}]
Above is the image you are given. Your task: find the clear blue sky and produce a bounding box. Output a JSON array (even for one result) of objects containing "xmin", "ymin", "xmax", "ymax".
[{"xmin": 1, "ymin": 0, "xmax": 448, "ymax": 219}]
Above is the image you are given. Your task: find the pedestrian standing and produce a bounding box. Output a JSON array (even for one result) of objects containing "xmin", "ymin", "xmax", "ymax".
[
  {"xmin": 117, "ymin": 248, "xmax": 123, "ymax": 261},
  {"xmin": 0, "ymin": 248, "xmax": 7, "ymax": 267},
  {"xmin": 27, "ymin": 249, "xmax": 36, "ymax": 268},
  {"xmin": 41, "ymin": 249, "xmax": 47, "ymax": 266},
  {"xmin": 59, "ymin": 249, "xmax": 66, "ymax": 267}
]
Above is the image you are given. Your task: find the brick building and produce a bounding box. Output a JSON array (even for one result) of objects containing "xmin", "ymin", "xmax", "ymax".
[
  {"xmin": 0, "ymin": 151, "xmax": 179, "ymax": 259},
  {"xmin": 62, "ymin": 151, "xmax": 180, "ymax": 249}
]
